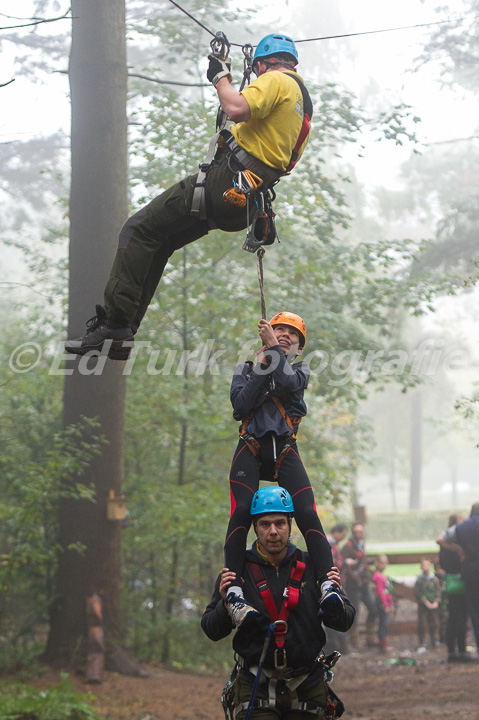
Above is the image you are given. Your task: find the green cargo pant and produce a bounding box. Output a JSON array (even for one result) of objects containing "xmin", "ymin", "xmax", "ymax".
[
  {"xmin": 233, "ymin": 667, "xmax": 328, "ymax": 720},
  {"xmin": 104, "ymin": 146, "xmax": 282, "ymax": 333}
]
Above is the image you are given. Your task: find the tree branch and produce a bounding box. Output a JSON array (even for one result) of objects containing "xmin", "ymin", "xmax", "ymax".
[
  {"xmin": 0, "ymin": 8, "xmax": 72, "ymax": 31},
  {"xmin": 0, "ymin": 78, "xmax": 15, "ymax": 88}
]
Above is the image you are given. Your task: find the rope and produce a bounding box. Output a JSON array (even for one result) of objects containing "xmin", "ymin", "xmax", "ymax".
[
  {"xmin": 257, "ymin": 248, "xmax": 267, "ymax": 321},
  {"xmin": 243, "ymin": 622, "xmax": 276, "ymax": 720}
]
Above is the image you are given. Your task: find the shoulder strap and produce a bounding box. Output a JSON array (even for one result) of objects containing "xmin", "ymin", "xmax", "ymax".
[
  {"xmin": 271, "ymin": 396, "xmax": 301, "ymax": 437},
  {"xmin": 284, "ymin": 72, "xmax": 314, "ymax": 119},
  {"xmin": 247, "ymin": 549, "xmax": 306, "ymax": 649},
  {"xmin": 283, "ymin": 72, "xmax": 313, "ymax": 173}
]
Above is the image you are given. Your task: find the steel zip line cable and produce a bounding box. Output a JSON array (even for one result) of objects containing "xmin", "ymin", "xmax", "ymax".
[{"xmin": 166, "ymin": 0, "xmax": 462, "ymax": 48}]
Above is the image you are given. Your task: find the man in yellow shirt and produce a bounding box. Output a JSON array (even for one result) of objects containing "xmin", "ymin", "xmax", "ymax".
[{"xmin": 66, "ymin": 34, "xmax": 312, "ymax": 359}]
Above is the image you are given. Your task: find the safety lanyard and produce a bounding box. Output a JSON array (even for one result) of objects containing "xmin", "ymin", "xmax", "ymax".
[{"xmin": 248, "ymin": 550, "xmax": 305, "ymax": 666}]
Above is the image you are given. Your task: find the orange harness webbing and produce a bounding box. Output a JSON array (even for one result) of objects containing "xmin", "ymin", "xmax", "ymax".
[{"xmin": 240, "ymin": 391, "xmax": 301, "ymax": 479}]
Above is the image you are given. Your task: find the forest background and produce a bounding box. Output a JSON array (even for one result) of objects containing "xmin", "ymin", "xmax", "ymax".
[{"xmin": 1, "ymin": 0, "xmax": 479, "ymax": 674}]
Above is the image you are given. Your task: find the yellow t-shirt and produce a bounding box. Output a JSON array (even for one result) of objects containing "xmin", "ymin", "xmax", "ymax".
[{"xmin": 230, "ymin": 70, "xmax": 310, "ymax": 172}]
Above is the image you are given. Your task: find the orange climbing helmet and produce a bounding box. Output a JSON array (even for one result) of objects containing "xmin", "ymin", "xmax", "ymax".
[{"xmin": 270, "ymin": 312, "xmax": 306, "ymax": 347}]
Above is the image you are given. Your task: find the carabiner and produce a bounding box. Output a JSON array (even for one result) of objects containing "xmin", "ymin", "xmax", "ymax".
[
  {"xmin": 242, "ymin": 43, "xmax": 254, "ymax": 74},
  {"xmin": 210, "ymin": 30, "xmax": 231, "ymax": 61},
  {"xmin": 274, "ymin": 646, "xmax": 288, "ymax": 669}
]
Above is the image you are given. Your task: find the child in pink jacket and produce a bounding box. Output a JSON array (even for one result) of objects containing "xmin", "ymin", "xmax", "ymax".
[{"xmin": 372, "ymin": 554, "xmax": 395, "ymax": 653}]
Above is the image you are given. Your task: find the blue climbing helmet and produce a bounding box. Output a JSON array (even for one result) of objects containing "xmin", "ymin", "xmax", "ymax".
[
  {"xmin": 253, "ymin": 34, "xmax": 298, "ymax": 72},
  {"xmin": 251, "ymin": 486, "xmax": 294, "ymax": 517}
]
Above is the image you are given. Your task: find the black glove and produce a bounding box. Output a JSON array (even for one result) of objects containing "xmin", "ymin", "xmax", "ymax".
[{"xmin": 207, "ymin": 55, "xmax": 232, "ymax": 86}]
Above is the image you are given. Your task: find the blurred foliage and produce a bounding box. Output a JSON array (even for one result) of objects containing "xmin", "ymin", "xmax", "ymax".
[
  {"xmin": 416, "ymin": 0, "xmax": 479, "ymax": 93},
  {"xmin": 0, "ymin": 673, "xmax": 100, "ymax": 720},
  {"xmin": 0, "ymin": 329, "xmax": 104, "ymax": 670}
]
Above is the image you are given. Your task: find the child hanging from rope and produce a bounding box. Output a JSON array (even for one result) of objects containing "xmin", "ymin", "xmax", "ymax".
[{"xmin": 224, "ymin": 312, "xmax": 344, "ymax": 626}]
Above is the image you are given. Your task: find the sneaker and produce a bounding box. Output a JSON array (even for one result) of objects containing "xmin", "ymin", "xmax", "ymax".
[
  {"xmin": 65, "ymin": 305, "xmax": 134, "ymax": 360},
  {"xmin": 416, "ymin": 646, "xmax": 427, "ymax": 654},
  {"xmin": 225, "ymin": 592, "xmax": 259, "ymax": 628},
  {"xmin": 318, "ymin": 584, "xmax": 345, "ymax": 619}
]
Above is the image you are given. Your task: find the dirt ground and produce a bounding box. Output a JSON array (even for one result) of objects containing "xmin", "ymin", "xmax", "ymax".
[{"xmin": 26, "ymin": 636, "xmax": 479, "ymax": 720}]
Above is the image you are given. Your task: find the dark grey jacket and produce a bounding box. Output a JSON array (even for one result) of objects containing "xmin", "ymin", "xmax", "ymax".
[{"xmin": 230, "ymin": 346, "xmax": 309, "ymax": 438}]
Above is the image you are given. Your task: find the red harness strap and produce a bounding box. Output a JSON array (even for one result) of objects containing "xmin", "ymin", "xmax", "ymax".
[
  {"xmin": 248, "ymin": 550, "xmax": 306, "ymax": 662},
  {"xmin": 283, "ymin": 72, "xmax": 314, "ymax": 174}
]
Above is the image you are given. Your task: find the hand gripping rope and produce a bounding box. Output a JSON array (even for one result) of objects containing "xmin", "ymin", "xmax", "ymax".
[{"xmin": 210, "ymin": 31, "xmax": 231, "ymax": 132}]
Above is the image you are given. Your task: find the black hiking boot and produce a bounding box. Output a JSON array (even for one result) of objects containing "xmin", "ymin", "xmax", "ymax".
[
  {"xmin": 318, "ymin": 584, "xmax": 345, "ymax": 620},
  {"xmin": 65, "ymin": 304, "xmax": 134, "ymax": 360}
]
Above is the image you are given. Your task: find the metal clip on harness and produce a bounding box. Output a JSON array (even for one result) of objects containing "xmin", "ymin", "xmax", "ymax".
[
  {"xmin": 223, "ymin": 169, "xmax": 263, "ymax": 208},
  {"xmin": 240, "ymin": 43, "xmax": 254, "ymax": 91},
  {"xmin": 243, "ymin": 187, "xmax": 278, "ymax": 253}
]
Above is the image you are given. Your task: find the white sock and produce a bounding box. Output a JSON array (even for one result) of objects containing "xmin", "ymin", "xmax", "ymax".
[
  {"xmin": 320, "ymin": 580, "xmax": 333, "ymax": 594},
  {"xmin": 228, "ymin": 585, "xmax": 243, "ymax": 598}
]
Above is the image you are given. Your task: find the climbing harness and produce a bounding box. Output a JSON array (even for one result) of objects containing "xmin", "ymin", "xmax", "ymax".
[
  {"xmin": 228, "ymin": 555, "xmax": 345, "ymax": 719},
  {"xmin": 227, "ymin": 649, "xmax": 345, "ymax": 719},
  {"xmin": 248, "ymin": 549, "xmax": 306, "ymax": 669},
  {"xmin": 221, "ymin": 656, "xmax": 240, "ymax": 720},
  {"xmin": 239, "ymin": 375, "xmax": 302, "ymax": 480},
  {"xmin": 240, "ymin": 556, "xmax": 304, "ymax": 720}
]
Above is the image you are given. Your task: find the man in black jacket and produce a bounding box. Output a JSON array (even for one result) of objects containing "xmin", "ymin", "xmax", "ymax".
[
  {"xmin": 201, "ymin": 487, "xmax": 355, "ymax": 719},
  {"xmin": 437, "ymin": 502, "xmax": 479, "ymax": 654}
]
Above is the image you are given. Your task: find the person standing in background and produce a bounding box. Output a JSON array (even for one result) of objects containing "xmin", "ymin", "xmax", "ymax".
[
  {"xmin": 342, "ymin": 522, "xmax": 377, "ymax": 649},
  {"xmin": 414, "ymin": 558, "xmax": 441, "ymax": 653},
  {"xmin": 437, "ymin": 513, "xmax": 469, "ymax": 662},
  {"xmin": 372, "ymin": 554, "xmax": 394, "ymax": 654},
  {"xmin": 437, "ymin": 506, "xmax": 479, "ymax": 659}
]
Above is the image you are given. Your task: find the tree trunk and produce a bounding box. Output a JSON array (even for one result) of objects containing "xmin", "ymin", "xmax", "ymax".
[
  {"xmin": 409, "ymin": 391, "xmax": 422, "ymax": 510},
  {"xmin": 45, "ymin": 0, "xmax": 135, "ymax": 672},
  {"xmin": 388, "ymin": 447, "xmax": 398, "ymax": 511}
]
